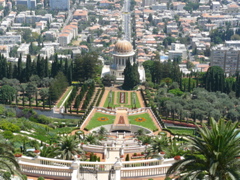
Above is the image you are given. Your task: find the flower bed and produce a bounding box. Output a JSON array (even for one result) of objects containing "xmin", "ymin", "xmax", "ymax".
[
  {"xmin": 120, "ymin": 92, "xmax": 125, "ymax": 103},
  {"xmin": 131, "ymin": 153, "xmax": 145, "ymax": 159},
  {"xmin": 135, "ymin": 117, "xmax": 146, "ymax": 122},
  {"xmin": 97, "ymin": 117, "xmax": 109, "ymax": 122},
  {"xmin": 163, "ymin": 120, "xmax": 198, "ymax": 128}
]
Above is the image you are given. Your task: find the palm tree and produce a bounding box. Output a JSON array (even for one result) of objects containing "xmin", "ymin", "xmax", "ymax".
[
  {"xmin": 0, "ymin": 143, "xmax": 24, "ymax": 179},
  {"xmin": 58, "ymin": 136, "xmax": 83, "ymax": 160},
  {"xmin": 166, "ymin": 118, "xmax": 240, "ymax": 180},
  {"xmin": 40, "ymin": 145, "xmax": 59, "ymax": 158}
]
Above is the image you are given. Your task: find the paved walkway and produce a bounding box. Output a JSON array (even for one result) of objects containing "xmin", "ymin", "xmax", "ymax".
[
  {"xmin": 114, "ymin": 110, "xmax": 129, "ymax": 125},
  {"xmin": 99, "ymin": 89, "xmax": 110, "ymax": 107}
]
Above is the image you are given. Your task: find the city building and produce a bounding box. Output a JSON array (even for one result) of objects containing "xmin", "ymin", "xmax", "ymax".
[
  {"xmin": 17, "ymin": 43, "xmax": 29, "ymax": 57},
  {"xmin": 211, "ymin": 1, "xmax": 221, "ymax": 11},
  {"xmin": 16, "ymin": 0, "xmax": 36, "ymax": 9},
  {"xmin": 0, "ymin": 45, "xmax": 9, "ymax": 58},
  {"xmin": 58, "ymin": 23, "xmax": 78, "ymax": 46},
  {"xmin": 49, "ymin": 0, "xmax": 70, "ymax": 10},
  {"xmin": 39, "ymin": 46, "xmax": 54, "ymax": 58},
  {"xmin": 73, "ymin": 9, "xmax": 88, "ymax": 21},
  {"xmin": 211, "ymin": 44, "xmax": 240, "ymax": 76},
  {"xmin": 0, "ymin": 35, "xmax": 21, "ymax": 45},
  {"xmin": 142, "ymin": 0, "xmax": 156, "ymax": 7},
  {"xmin": 168, "ymin": 43, "xmax": 188, "ymax": 60}
]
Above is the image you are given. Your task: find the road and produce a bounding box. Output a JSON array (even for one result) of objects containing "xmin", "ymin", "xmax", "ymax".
[
  {"xmin": 122, "ymin": 0, "xmax": 131, "ymax": 41},
  {"xmin": 63, "ymin": 3, "xmax": 76, "ymax": 27}
]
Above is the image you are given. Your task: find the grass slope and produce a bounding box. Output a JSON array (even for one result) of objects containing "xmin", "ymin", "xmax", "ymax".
[
  {"xmin": 85, "ymin": 112, "xmax": 115, "ymax": 130},
  {"xmin": 128, "ymin": 113, "xmax": 157, "ymax": 130},
  {"xmin": 103, "ymin": 91, "xmax": 115, "ymax": 108}
]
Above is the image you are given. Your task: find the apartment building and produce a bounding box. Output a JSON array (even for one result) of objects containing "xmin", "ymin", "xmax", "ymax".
[
  {"xmin": 168, "ymin": 43, "xmax": 188, "ymax": 60},
  {"xmin": 58, "ymin": 22, "xmax": 78, "ymax": 46},
  {"xmin": 211, "ymin": 44, "xmax": 240, "ymax": 76},
  {"xmin": 0, "ymin": 35, "xmax": 21, "ymax": 44},
  {"xmin": 49, "ymin": 0, "xmax": 70, "ymax": 10}
]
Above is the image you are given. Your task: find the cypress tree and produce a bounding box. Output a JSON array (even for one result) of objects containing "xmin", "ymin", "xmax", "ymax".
[
  {"xmin": 7, "ymin": 62, "xmax": 13, "ymax": 79},
  {"xmin": 13, "ymin": 64, "xmax": 18, "ymax": 78},
  {"xmin": 236, "ymin": 73, "xmax": 240, "ymax": 97},
  {"xmin": 44, "ymin": 57, "xmax": 49, "ymax": 77},
  {"xmin": 18, "ymin": 54, "xmax": 23, "ymax": 81},
  {"xmin": 122, "ymin": 60, "xmax": 140, "ymax": 90},
  {"xmin": 25, "ymin": 54, "xmax": 32, "ymax": 82}
]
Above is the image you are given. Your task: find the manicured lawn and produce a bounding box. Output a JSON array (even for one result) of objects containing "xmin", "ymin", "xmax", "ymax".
[
  {"xmin": 56, "ymin": 86, "xmax": 73, "ymax": 108},
  {"xmin": 124, "ymin": 92, "xmax": 141, "ymax": 108},
  {"xmin": 168, "ymin": 127, "xmax": 195, "ymax": 135},
  {"xmin": 128, "ymin": 113, "xmax": 157, "ymax": 131},
  {"xmin": 131, "ymin": 92, "xmax": 141, "ymax": 108},
  {"xmin": 103, "ymin": 91, "xmax": 115, "ymax": 108},
  {"xmin": 85, "ymin": 112, "xmax": 115, "ymax": 130},
  {"xmin": 103, "ymin": 91, "xmax": 141, "ymax": 109}
]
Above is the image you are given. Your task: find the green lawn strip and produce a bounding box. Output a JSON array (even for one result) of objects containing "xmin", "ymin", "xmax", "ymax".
[
  {"xmin": 56, "ymin": 86, "xmax": 73, "ymax": 108},
  {"xmin": 128, "ymin": 113, "xmax": 157, "ymax": 130},
  {"xmin": 167, "ymin": 127, "xmax": 195, "ymax": 135},
  {"xmin": 85, "ymin": 112, "xmax": 115, "ymax": 130},
  {"xmin": 103, "ymin": 91, "xmax": 115, "ymax": 108},
  {"xmin": 117, "ymin": 92, "xmax": 128, "ymax": 105},
  {"xmin": 127, "ymin": 92, "xmax": 141, "ymax": 108}
]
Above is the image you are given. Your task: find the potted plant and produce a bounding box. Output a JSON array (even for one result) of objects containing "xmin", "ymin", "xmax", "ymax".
[
  {"xmin": 14, "ymin": 153, "xmax": 22, "ymax": 157},
  {"xmin": 174, "ymin": 155, "xmax": 181, "ymax": 161},
  {"xmin": 34, "ymin": 150, "xmax": 40, "ymax": 157},
  {"xmin": 34, "ymin": 150, "xmax": 40, "ymax": 153}
]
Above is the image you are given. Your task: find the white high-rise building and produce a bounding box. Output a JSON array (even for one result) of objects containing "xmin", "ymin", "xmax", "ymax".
[{"xmin": 49, "ymin": 0, "xmax": 70, "ymax": 10}]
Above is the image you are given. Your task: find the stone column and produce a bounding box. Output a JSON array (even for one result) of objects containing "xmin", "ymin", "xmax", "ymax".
[
  {"xmin": 114, "ymin": 158, "xmax": 122, "ymax": 180},
  {"xmin": 71, "ymin": 156, "xmax": 80, "ymax": 180}
]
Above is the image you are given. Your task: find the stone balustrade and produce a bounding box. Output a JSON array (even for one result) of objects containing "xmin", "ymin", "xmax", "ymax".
[
  {"xmin": 121, "ymin": 164, "xmax": 172, "ymax": 178},
  {"xmin": 82, "ymin": 144, "xmax": 104, "ymax": 153},
  {"xmin": 19, "ymin": 161, "xmax": 73, "ymax": 180},
  {"xmin": 18, "ymin": 156, "xmax": 175, "ymax": 180},
  {"xmin": 20, "ymin": 156, "xmax": 73, "ymax": 167}
]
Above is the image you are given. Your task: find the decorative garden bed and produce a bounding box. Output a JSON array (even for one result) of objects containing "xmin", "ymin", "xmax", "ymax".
[
  {"xmin": 120, "ymin": 92, "xmax": 125, "ymax": 103},
  {"xmin": 131, "ymin": 153, "xmax": 145, "ymax": 159}
]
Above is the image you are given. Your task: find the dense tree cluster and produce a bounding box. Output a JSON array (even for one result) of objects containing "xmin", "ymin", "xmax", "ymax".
[
  {"xmin": 48, "ymin": 72, "xmax": 68, "ymax": 102},
  {"xmin": 156, "ymin": 87, "xmax": 240, "ymax": 123},
  {"xmin": 143, "ymin": 60, "xmax": 181, "ymax": 85},
  {"xmin": 73, "ymin": 52, "xmax": 101, "ymax": 82},
  {"xmin": 210, "ymin": 27, "xmax": 234, "ymax": 44}
]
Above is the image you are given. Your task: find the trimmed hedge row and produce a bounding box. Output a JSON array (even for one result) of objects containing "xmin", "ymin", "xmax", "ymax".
[
  {"xmin": 65, "ymin": 86, "xmax": 78, "ymax": 108},
  {"xmin": 151, "ymin": 106, "xmax": 166, "ymax": 129},
  {"xmin": 81, "ymin": 83, "xmax": 95, "ymax": 109},
  {"xmin": 96, "ymin": 87, "xmax": 105, "ymax": 106},
  {"xmin": 140, "ymin": 89, "xmax": 148, "ymax": 107},
  {"xmin": 74, "ymin": 84, "xmax": 88, "ymax": 108}
]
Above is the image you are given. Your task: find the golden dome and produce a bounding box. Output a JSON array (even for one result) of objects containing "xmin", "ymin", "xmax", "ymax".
[{"xmin": 114, "ymin": 40, "xmax": 133, "ymax": 53}]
